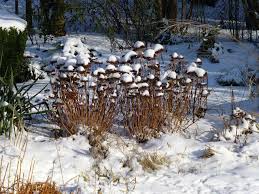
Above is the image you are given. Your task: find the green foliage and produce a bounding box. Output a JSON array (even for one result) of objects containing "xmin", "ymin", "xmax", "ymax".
[
  {"xmin": 0, "ymin": 68, "xmax": 48, "ymax": 137},
  {"xmin": 0, "ymin": 27, "xmax": 30, "ymax": 83}
]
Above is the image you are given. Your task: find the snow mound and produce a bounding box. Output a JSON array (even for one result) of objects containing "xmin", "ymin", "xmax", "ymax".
[
  {"xmin": 121, "ymin": 73, "xmax": 133, "ymax": 83},
  {"xmin": 107, "ymin": 55, "xmax": 118, "ymax": 63},
  {"xmin": 153, "ymin": 44, "xmax": 164, "ymax": 53},
  {"xmin": 144, "ymin": 49, "xmax": 155, "ymax": 59},
  {"xmin": 217, "ymin": 67, "xmax": 245, "ymax": 86},
  {"xmin": 163, "ymin": 70, "xmax": 177, "ymax": 80},
  {"xmin": 93, "ymin": 68, "xmax": 105, "ymax": 76},
  {"xmin": 132, "ymin": 63, "xmax": 141, "ymax": 73},
  {"xmin": 118, "ymin": 65, "xmax": 133, "ymax": 73},
  {"xmin": 122, "ymin": 51, "xmax": 137, "ymax": 63},
  {"xmin": 135, "ymin": 76, "xmax": 141, "ymax": 83},
  {"xmin": 187, "ymin": 63, "xmax": 206, "ymax": 77},
  {"xmin": 0, "ymin": 8, "xmax": 27, "ymax": 31},
  {"xmin": 109, "ymin": 72, "xmax": 121, "ymax": 79},
  {"xmin": 63, "ymin": 37, "xmax": 90, "ymax": 57},
  {"xmin": 77, "ymin": 66, "xmax": 85, "ymax": 72},
  {"xmin": 77, "ymin": 54, "xmax": 90, "ymax": 65},
  {"xmin": 134, "ymin": 41, "xmax": 145, "ymax": 49},
  {"xmin": 106, "ymin": 64, "xmax": 117, "ymax": 71},
  {"xmin": 147, "ymin": 74, "xmax": 155, "ymax": 80},
  {"xmin": 57, "ymin": 56, "xmax": 67, "ymax": 65},
  {"xmin": 141, "ymin": 90, "xmax": 150, "ymax": 96},
  {"xmin": 172, "ymin": 52, "xmax": 178, "ymax": 59},
  {"xmin": 65, "ymin": 58, "xmax": 77, "ymax": 67}
]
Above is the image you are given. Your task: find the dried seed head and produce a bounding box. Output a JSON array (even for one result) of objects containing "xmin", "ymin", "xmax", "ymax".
[
  {"xmin": 172, "ymin": 52, "xmax": 178, "ymax": 59},
  {"xmin": 144, "ymin": 49, "xmax": 156, "ymax": 60},
  {"xmin": 118, "ymin": 65, "xmax": 133, "ymax": 73},
  {"xmin": 133, "ymin": 41, "xmax": 145, "ymax": 50},
  {"xmin": 77, "ymin": 66, "xmax": 85, "ymax": 73},
  {"xmin": 122, "ymin": 51, "xmax": 138, "ymax": 63},
  {"xmin": 93, "ymin": 68, "xmax": 106, "ymax": 76},
  {"xmin": 153, "ymin": 44, "xmax": 164, "ymax": 54},
  {"xmin": 107, "ymin": 55, "xmax": 119, "ymax": 64},
  {"xmin": 135, "ymin": 76, "xmax": 142, "ymax": 83},
  {"xmin": 141, "ymin": 90, "xmax": 150, "ymax": 96},
  {"xmin": 106, "ymin": 64, "xmax": 117, "ymax": 73},
  {"xmin": 121, "ymin": 73, "xmax": 133, "ymax": 84},
  {"xmin": 147, "ymin": 74, "xmax": 155, "ymax": 80}
]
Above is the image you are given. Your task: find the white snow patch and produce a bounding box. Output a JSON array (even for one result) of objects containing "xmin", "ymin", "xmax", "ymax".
[
  {"xmin": 144, "ymin": 49, "xmax": 155, "ymax": 59},
  {"xmin": 153, "ymin": 44, "xmax": 164, "ymax": 52},
  {"xmin": 134, "ymin": 41, "xmax": 145, "ymax": 49},
  {"xmin": 107, "ymin": 55, "xmax": 118, "ymax": 63},
  {"xmin": 122, "ymin": 51, "xmax": 137, "ymax": 63},
  {"xmin": 0, "ymin": 8, "xmax": 27, "ymax": 31},
  {"xmin": 121, "ymin": 73, "xmax": 133, "ymax": 83},
  {"xmin": 118, "ymin": 65, "xmax": 133, "ymax": 73}
]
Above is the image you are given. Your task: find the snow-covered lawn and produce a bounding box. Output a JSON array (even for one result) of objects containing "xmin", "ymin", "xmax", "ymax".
[
  {"xmin": 1, "ymin": 33, "xmax": 258, "ymax": 194},
  {"xmin": 0, "ymin": 8, "xmax": 27, "ymax": 31}
]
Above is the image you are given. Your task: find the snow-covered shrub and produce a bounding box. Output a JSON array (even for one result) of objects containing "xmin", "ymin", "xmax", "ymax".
[
  {"xmin": 0, "ymin": 28, "xmax": 30, "ymax": 82},
  {"xmin": 198, "ymin": 27, "xmax": 221, "ymax": 62},
  {"xmin": 218, "ymin": 107, "xmax": 258, "ymax": 143},
  {"xmin": 217, "ymin": 67, "xmax": 245, "ymax": 86},
  {"xmin": 217, "ymin": 66, "xmax": 256, "ymax": 86},
  {"xmin": 210, "ymin": 42, "xmax": 224, "ymax": 63},
  {"xmin": 48, "ymin": 39, "xmax": 209, "ymax": 145}
]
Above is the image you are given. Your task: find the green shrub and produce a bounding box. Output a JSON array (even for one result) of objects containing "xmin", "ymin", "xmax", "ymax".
[
  {"xmin": 0, "ymin": 27, "xmax": 30, "ymax": 83},
  {"xmin": 0, "ymin": 69, "xmax": 48, "ymax": 137}
]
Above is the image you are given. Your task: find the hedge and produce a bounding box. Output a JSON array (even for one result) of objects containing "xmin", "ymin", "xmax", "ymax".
[{"xmin": 0, "ymin": 27, "xmax": 30, "ymax": 83}]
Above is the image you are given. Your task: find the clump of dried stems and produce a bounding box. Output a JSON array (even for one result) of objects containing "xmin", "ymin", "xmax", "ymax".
[
  {"xmin": 49, "ymin": 41, "xmax": 209, "ymax": 148},
  {"xmin": 0, "ymin": 157, "xmax": 61, "ymax": 194},
  {"xmin": 139, "ymin": 152, "xmax": 171, "ymax": 172}
]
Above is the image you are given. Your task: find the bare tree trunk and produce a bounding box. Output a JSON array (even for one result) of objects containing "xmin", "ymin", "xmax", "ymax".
[
  {"xmin": 51, "ymin": 0, "xmax": 66, "ymax": 36},
  {"xmin": 26, "ymin": 0, "xmax": 33, "ymax": 31},
  {"xmin": 40, "ymin": 0, "xmax": 66, "ymax": 36},
  {"xmin": 15, "ymin": 0, "xmax": 19, "ymax": 14},
  {"xmin": 156, "ymin": 0, "xmax": 164, "ymax": 19},
  {"xmin": 242, "ymin": 0, "xmax": 259, "ymax": 30},
  {"xmin": 167, "ymin": 0, "xmax": 177, "ymax": 20},
  {"xmin": 181, "ymin": 0, "xmax": 186, "ymax": 19},
  {"xmin": 187, "ymin": 0, "xmax": 194, "ymax": 19}
]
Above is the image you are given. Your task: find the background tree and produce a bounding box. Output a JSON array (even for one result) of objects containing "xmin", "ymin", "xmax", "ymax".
[
  {"xmin": 15, "ymin": 0, "xmax": 19, "ymax": 14},
  {"xmin": 181, "ymin": 0, "xmax": 187, "ymax": 19},
  {"xmin": 156, "ymin": 0, "xmax": 178, "ymax": 20},
  {"xmin": 26, "ymin": 0, "xmax": 33, "ymax": 32},
  {"xmin": 167, "ymin": 0, "xmax": 178, "ymax": 20},
  {"xmin": 50, "ymin": 0, "xmax": 66, "ymax": 36},
  {"xmin": 40, "ymin": 0, "xmax": 66, "ymax": 37},
  {"xmin": 242, "ymin": 0, "xmax": 259, "ymax": 30}
]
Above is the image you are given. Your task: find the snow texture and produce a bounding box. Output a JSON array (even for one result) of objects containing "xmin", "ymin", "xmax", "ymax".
[
  {"xmin": 134, "ymin": 41, "xmax": 145, "ymax": 49},
  {"xmin": 0, "ymin": 8, "xmax": 27, "ymax": 31},
  {"xmin": 153, "ymin": 44, "xmax": 164, "ymax": 53},
  {"xmin": 121, "ymin": 73, "xmax": 133, "ymax": 83},
  {"xmin": 144, "ymin": 49, "xmax": 155, "ymax": 59}
]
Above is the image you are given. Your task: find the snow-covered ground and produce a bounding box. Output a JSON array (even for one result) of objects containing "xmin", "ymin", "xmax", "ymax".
[
  {"xmin": 0, "ymin": 8, "xmax": 27, "ymax": 31},
  {"xmin": 0, "ymin": 33, "xmax": 258, "ymax": 194}
]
